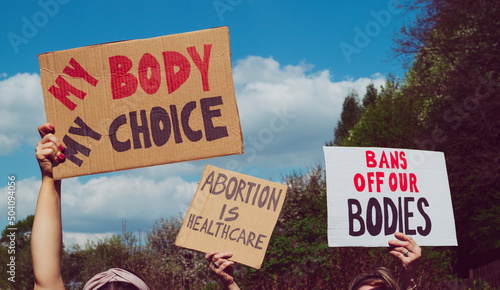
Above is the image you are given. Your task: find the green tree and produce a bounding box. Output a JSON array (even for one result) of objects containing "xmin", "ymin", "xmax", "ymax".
[
  {"xmin": 0, "ymin": 215, "xmax": 35, "ymax": 290},
  {"xmin": 146, "ymin": 216, "xmax": 210, "ymax": 289},
  {"xmin": 332, "ymin": 90, "xmax": 362, "ymax": 145},
  {"xmin": 362, "ymin": 82, "xmax": 378, "ymax": 110},
  {"xmin": 1, "ymin": 214, "xmax": 34, "ymax": 246},
  {"xmin": 392, "ymin": 0, "xmax": 500, "ymax": 274},
  {"xmin": 344, "ymin": 75, "xmax": 423, "ymax": 148}
]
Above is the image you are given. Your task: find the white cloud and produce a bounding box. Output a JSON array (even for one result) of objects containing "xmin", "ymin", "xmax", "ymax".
[
  {"xmin": 60, "ymin": 175, "xmax": 197, "ymax": 231},
  {"xmin": 63, "ymin": 231, "xmax": 115, "ymax": 248},
  {"xmin": 228, "ymin": 56, "xmax": 386, "ymax": 171},
  {"xmin": 0, "ymin": 174, "xmax": 197, "ymax": 234},
  {"xmin": 0, "ymin": 73, "xmax": 46, "ymax": 155},
  {"xmin": 133, "ymin": 162, "xmax": 206, "ymax": 181}
]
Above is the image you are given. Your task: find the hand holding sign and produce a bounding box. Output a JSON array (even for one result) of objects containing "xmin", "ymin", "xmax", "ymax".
[
  {"xmin": 205, "ymin": 250, "xmax": 240, "ymax": 290},
  {"xmin": 389, "ymin": 232, "xmax": 421, "ymax": 290},
  {"xmin": 36, "ymin": 123, "xmax": 66, "ymax": 176},
  {"xmin": 388, "ymin": 232, "xmax": 422, "ymax": 269}
]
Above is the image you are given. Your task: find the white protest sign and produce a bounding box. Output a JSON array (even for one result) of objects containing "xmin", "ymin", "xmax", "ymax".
[{"xmin": 323, "ymin": 146, "xmax": 457, "ymax": 247}]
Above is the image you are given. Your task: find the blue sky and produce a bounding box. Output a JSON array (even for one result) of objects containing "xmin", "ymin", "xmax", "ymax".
[{"xmin": 0, "ymin": 0, "xmax": 412, "ymax": 245}]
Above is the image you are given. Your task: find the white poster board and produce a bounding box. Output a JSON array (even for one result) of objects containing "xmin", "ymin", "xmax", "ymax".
[{"xmin": 323, "ymin": 146, "xmax": 457, "ymax": 247}]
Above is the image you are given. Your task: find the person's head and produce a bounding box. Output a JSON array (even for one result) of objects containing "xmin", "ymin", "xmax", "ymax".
[
  {"xmin": 82, "ymin": 268, "xmax": 150, "ymax": 290},
  {"xmin": 348, "ymin": 267, "xmax": 400, "ymax": 290}
]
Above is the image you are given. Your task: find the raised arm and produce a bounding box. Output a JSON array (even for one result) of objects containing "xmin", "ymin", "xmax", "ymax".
[
  {"xmin": 205, "ymin": 250, "xmax": 240, "ymax": 290},
  {"xmin": 388, "ymin": 232, "xmax": 422, "ymax": 290},
  {"xmin": 31, "ymin": 123, "xmax": 66, "ymax": 290}
]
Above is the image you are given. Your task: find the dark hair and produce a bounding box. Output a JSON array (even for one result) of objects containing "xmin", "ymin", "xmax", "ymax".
[
  {"xmin": 349, "ymin": 267, "xmax": 400, "ymax": 290},
  {"xmin": 99, "ymin": 281, "xmax": 139, "ymax": 290},
  {"xmin": 96, "ymin": 268, "xmax": 147, "ymax": 290}
]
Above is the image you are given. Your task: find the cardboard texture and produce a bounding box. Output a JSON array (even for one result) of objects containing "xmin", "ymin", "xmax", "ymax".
[
  {"xmin": 175, "ymin": 165, "xmax": 288, "ymax": 269},
  {"xmin": 323, "ymin": 147, "xmax": 458, "ymax": 247},
  {"xmin": 38, "ymin": 27, "xmax": 243, "ymax": 179}
]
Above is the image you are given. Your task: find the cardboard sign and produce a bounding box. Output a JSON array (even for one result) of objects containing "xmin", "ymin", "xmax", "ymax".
[
  {"xmin": 175, "ymin": 165, "xmax": 288, "ymax": 269},
  {"xmin": 323, "ymin": 147, "xmax": 457, "ymax": 247},
  {"xmin": 38, "ymin": 27, "xmax": 243, "ymax": 179}
]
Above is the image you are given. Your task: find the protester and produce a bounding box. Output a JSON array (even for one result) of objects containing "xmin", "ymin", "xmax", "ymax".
[
  {"xmin": 206, "ymin": 232, "xmax": 421, "ymax": 290},
  {"xmin": 32, "ymin": 123, "xmax": 151, "ymax": 290}
]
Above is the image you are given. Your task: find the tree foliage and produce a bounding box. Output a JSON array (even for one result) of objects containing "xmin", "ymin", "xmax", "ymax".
[
  {"xmin": 396, "ymin": 0, "xmax": 500, "ymax": 274},
  {"xmin": 362, "ymin": 82, "xmax": 378, "ymax": 110},
  {"xmin": 334, "ymin": 0, "xmax": 500, "ymax": 277},
  {"xmin": 0, "ymin": 215, "xmax": 34, "ymax": 289},
  {"xmin": 332, "ymin": 90, "xmax": 362, "ymax": 146},
  {"xmin": 345, "ymin": 75, "xmax": 424, "ymax": 148}
]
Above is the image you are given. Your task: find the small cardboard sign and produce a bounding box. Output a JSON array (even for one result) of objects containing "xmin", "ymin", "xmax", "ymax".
[
  {"xmin": 323, "ymin": 147, "xmax": 457, "ymax": 247},
  {"xmin": 38, "ymin": 27, "xmax": 243, "ymax": 179},
  {"xmin": 175, "ymin": 165, "xmax": 288, "ymax": 269}
]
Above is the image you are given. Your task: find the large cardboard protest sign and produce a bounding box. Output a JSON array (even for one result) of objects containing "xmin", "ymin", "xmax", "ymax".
[
  {"xmin": 323, "ymin": 147, "xmax": 457, "ymax": 247},
  {"xmin": 38, "ymin": 27, "xmax": 243, "ymax": 179},
  {"xmin": 175, "ymin": 165, "xmax": 288, "ymax": 269}
]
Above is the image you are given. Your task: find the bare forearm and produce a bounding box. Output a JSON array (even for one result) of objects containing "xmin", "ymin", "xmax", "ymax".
[
  {"xmin": 401, "ymin": 264, "xmax": 418, "ymax": 290},
  {"xmin": 225, "ymin": 282, "xmax": 241, "ymax": 290},
  {"xmin": 31, "ymin": 177, "xmax": 64, "ymax": 289},
  {"xmin": 388, "ymin": 233, "xmax": 421, "ymax": 290}
]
